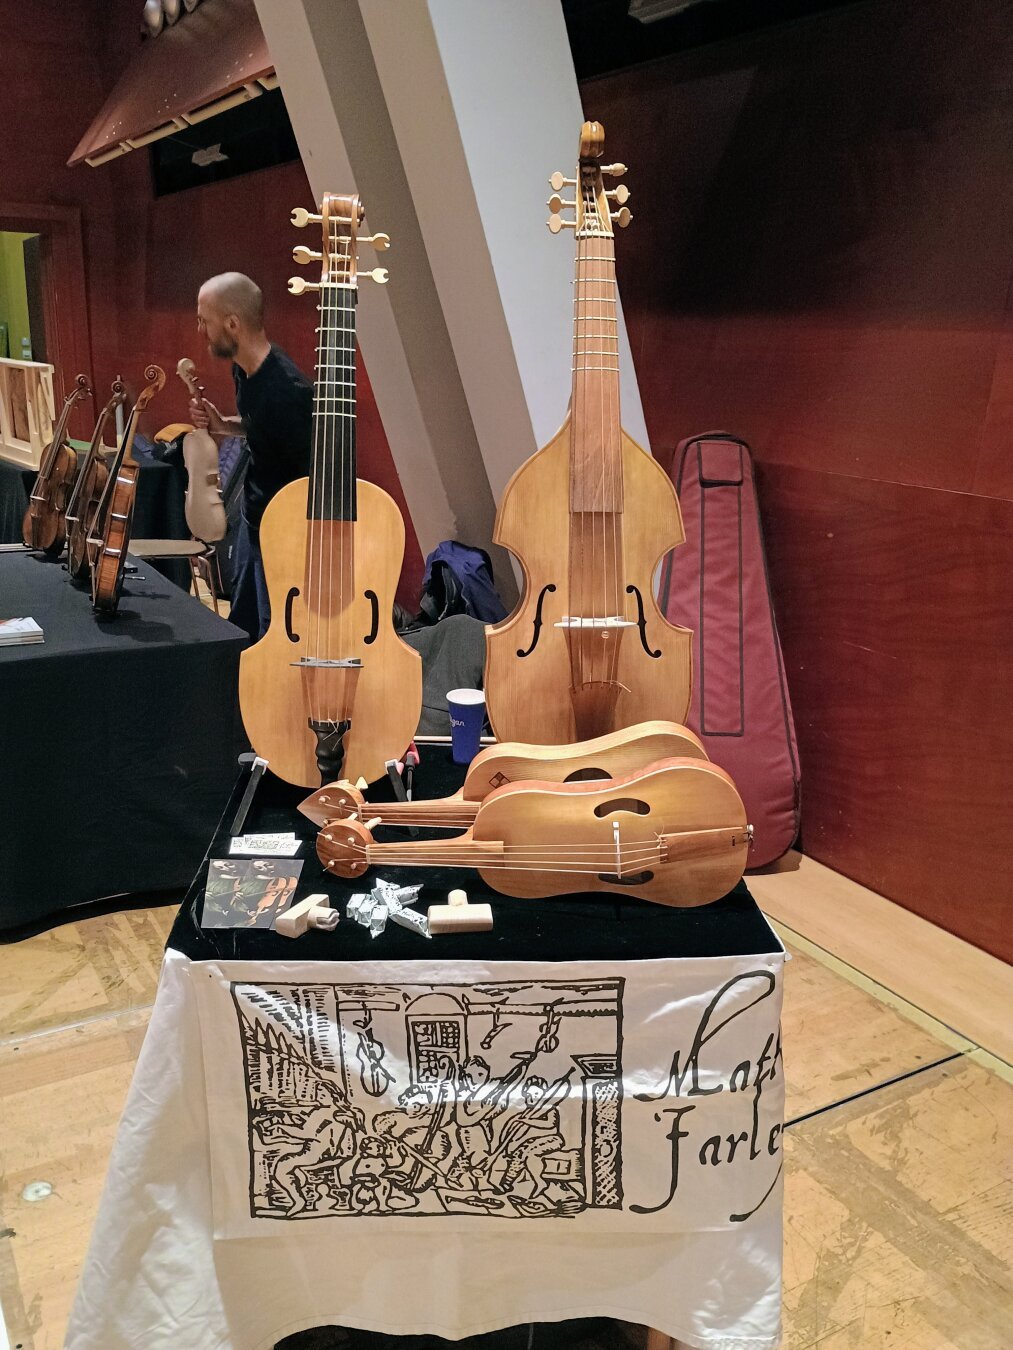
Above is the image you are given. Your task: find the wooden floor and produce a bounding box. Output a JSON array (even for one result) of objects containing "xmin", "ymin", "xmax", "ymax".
[{"xmin": 0, "ymin": 860, "xmax": 1009, "ymax": 1350}]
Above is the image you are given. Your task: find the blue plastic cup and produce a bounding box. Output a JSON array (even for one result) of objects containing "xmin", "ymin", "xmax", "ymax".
[{"xmin": 447, "ymin": 688, "xmax": 486, "ymax": 765}]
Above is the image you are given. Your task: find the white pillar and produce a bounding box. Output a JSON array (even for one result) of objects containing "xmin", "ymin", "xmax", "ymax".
[{"xmin": 253, "ymin": 0, "xmax": 651, "ymax": 597}]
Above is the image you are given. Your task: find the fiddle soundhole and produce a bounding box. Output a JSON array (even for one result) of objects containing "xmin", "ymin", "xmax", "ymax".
[
  {"xmin": 593, "ymin": 796, "xmax": 651, "ymax": 816},
  {"xmin": 626, "ymin": 584, "xmax": 662, "ymax": 658},
  {"xmin": 285, "ymin": 587, "xmax": 300, "ymax": 642},
  {"xmin": 363, "ymin": 589, "xmax": 379, "ymax": 644},
  {"xmin": 598, "ymin": 870, "xmax": 655, "ymax": 886},
  {"xmin": 563, "ymin": 765, "xmax": 610, "ymax": 783},
  {"xmin": 516, "ymin": 583, "xmax": 557, "ymax": 657}
]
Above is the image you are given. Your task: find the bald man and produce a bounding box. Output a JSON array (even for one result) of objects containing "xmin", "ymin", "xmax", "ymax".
[{"xmin": 191, "ymin": 272, "xmax": 313, "ymax": 640}]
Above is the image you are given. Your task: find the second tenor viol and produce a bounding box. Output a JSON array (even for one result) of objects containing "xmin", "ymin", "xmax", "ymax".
[
  {"xmin": 238, "ymin": 195, "xmax": 421, "ymax": 788},
  {"xmin": 484, "ymin": 121, "xmax": 692, "ymax": 745}
]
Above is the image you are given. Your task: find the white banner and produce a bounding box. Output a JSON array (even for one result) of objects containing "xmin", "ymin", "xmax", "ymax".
[{"xmin": 193, "ymin": 951, "xmax": 785, "ymax": 1238}]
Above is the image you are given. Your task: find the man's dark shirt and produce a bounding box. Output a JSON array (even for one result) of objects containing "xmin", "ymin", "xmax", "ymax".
[{"xmin": 233, "ymin": 344, "xmax": 313, "ymax": 531}]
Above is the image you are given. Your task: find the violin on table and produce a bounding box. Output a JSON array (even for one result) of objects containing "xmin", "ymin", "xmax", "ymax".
[
  {"xmin": 318, "ymin": 757, "xmax": 751, "ymax": 908},
  {"xmin": 176, "ymin": 357, "xmax": 227, "ymax": 544},
  {"xmin": 22, "ymin": 373, "xmax": 92, "ymax": 554},
  {"xmin": 238, "ymin": 194, "xmax": 421, "ymax": 788},
  {"xmin": 484, "ymin": 122, "xmax": 692, "ymax": 745},
  {"xmin": 89, "ymin": 365, "xmax": 166, "ymax": 615},
  {"xmin": 299, "ymin": 719, "xmax": 708, "ymax": 830},
  {"xmin": 65, "ymin": 378, "xmax": 127, "ymax": 581}
]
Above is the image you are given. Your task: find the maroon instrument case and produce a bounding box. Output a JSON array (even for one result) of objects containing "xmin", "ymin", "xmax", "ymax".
[{"xmin": 659, "ymin": 432, "xmax": 800, "ymax": 868}]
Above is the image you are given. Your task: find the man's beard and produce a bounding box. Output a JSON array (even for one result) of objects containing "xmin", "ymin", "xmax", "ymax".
[{"xmin": 209, "ymin": 335, "xmax": 238, "ymax": 359}]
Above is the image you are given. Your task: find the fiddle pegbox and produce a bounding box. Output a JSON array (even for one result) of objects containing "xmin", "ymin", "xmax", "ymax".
[
  {"xmin": 547, "ymin": 119, "xmax": 631, "ymax": 236},
  {"xmin": 289, "ymin": 194, "xmax": 390, "ymax": 296}
]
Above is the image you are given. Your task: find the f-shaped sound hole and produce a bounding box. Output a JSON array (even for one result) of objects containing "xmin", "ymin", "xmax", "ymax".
[
  {"xmin": 593, "ymin": 797, "xmax": 650, "ymax": 817},
  {"xmin": 517, "ymin": 583, "xmax": 556, "ymax": 657}
]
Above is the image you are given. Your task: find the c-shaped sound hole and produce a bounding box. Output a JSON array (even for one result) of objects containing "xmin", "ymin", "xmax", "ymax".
[
  {"xmin": 563, "ymin": 765, "xmax": 610, "ymax": 783},
  {"xmin": 364, "ymin": 589, "xmax": 379, "ymax": 644},
  {"xmin": 593, "ymin": 797, "xmax": 650, "ymax": 817},
  {"xmin": 285, "ymin": 587, "xmax": 300, "ymax": 643}
]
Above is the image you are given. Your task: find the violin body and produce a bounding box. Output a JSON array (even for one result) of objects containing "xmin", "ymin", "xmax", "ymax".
[
  {"xmin": 66, "ymin": 453, "xmax": 109, "ymax": 579},
  {"xmin": 88, "ymin": 365, "xmax": 166, "ymax": 615},
  {"xmin": 66, "ymin": 379, "xmax": 126, "ymax": 581},
  {"xmin": 22, "ymin": 373, "xmax": 91, "ymax": 555},
  {"xmin": 90, "ymin": 461, "xmax": 140, "ymax": 614},
  {"xmin": 22, "ymin": 442, "xmax": 77, "ymax": 554},
  {"xmin": 182, "ymin": 429, "xmax": 227, "ymax": 543},
  {"xmin": 239, "ymin": 475, "xmax": 422, "ymax": 788},
  {"xmin": 318, "ymin": 757, "xmax": 751, "ymax": 908},
  {"xmin": 299, "ymin": 718, "xmax": 707, "ymax": 829},
  {"xmin": 176, "ymin": 359, "xmax": 227, "ymax": 543},
  {"xmin": 485, "ymin": 418, "xmax": 692, "ymax": 744}
]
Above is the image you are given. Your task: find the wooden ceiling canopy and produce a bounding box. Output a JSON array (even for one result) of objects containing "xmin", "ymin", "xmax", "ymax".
[{"xmin": 67, "ymin": 0, "xmax": 275, "ymax": 168}]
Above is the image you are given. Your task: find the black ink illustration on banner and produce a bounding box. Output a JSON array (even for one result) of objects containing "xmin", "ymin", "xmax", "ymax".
[{"xmin": 231, "ymin": 978, "xmax": 625, "ymax": 1220}]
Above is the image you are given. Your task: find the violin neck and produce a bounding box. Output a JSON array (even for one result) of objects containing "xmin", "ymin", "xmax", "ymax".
[
  {"xmin": 569, "ymin": 221, "xmax": 622, "ymax": 514},
  {"xmin": 309, "ymin": 283, "xmax": 357, "ymax": 523},
  {"xmin": 37, "ymin": 389, "xmax": 79, "ymax": 480}
]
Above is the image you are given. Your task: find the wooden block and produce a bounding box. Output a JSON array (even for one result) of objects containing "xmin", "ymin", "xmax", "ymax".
[
  {"xmin": 275, "ymin": 893, "xmax": 337, "ymax": 938},
  {"xmin": 427, "ymin": 889, "xmax": 493, "ymax": 934}
]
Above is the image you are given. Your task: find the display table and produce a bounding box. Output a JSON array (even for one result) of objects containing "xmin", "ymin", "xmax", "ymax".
[
  {"xmin": 67, "ymin": 757, "xmax": 786, "ymax": 1350},
  {"xmin": 0, "ymin": 550, "xmax": 246, "ymax": 929}
]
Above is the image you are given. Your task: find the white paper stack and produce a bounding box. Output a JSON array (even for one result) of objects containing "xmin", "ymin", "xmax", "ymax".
[{"xmin": 0, "ymin": 617, "xmax": 44, "ymax": 647}]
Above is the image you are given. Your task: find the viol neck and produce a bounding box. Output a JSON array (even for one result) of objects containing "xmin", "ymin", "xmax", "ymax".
[
  {"xmin": 309, "ymin": 282, "xmax": 357, "ymax": 523},
  {"xmin": 569, "ymin": 222, "xmax": 622, "ymax": 513}
]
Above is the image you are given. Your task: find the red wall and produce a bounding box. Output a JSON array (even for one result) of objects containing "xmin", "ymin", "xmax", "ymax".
[
  {"xmin": 0, "ymin": 0, "xmax": 423, "ymax": 605},
  {"xmin": 585, "ymin": 0, "xmax": 1013, "ymax": 960}
]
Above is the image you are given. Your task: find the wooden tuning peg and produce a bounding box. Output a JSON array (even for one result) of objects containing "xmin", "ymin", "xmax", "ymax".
[
  {"xmin": 291, "ymin": 207, "xmax": 323, "ymax": 228},
  {"xmin": 293, "ymin": 245, "xmax": 322, "ymax": 265},
  {"xmin": 359, "ymin": 233, "xmax": 391, "ymax": 251},
  {"xmin": 601, "ymin": 163, "xmax": 627, "ymax": 178},
  {"xmin": 606, "ymin": 185, "xmax": 630, "ymax": 205},
  {"xmin": 288, "ymin": 277, "xmax": 321, "ymax": 295},
  {"xmin": 548, "ymin": 193, "xmax": 575, "ymax": 213},
  {"xmin": 549, "ymin": 171, "xmax": 577, "ymax": 191},
  {"xmin": 611, "ymin": 207, "xmax": 633, "ymax": 228},
  {"xmin": 547, "ymin": 214, "xmax": 576, "ymax": 234},
  {"xmin": 362, "ymin": 267, "xmax": 389, "ymax": 284}
]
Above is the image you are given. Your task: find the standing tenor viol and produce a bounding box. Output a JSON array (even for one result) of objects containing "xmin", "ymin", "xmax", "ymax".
[
  {"xmin": 485, "ymin": 122, "xmax": 692, "ymax": 744},
  {"xmin": 238, "ymin": 194, "xmax": 421, "ymax": 788}
]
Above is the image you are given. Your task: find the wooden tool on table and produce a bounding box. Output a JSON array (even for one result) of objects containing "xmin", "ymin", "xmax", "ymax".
[
  {"xmin": 88, "ymin": 365, "xmax": 166, "ymax": 615},
  {"xmin": 298, "ymin": 719, "xmax": 708, "ymax": 829},
  {"xmin": 65, "ymin": 378, "xmax": 128, "ymax": 580},
  {"xmin": 175, "ymin": 358, "xmax": 227, "ymax": 543},
  {"xmin": 484, "ymin": 121, "xmax": 692, "ymax": 745},
  {"xmin": 318, "ymin": 758, "xmax": 751, "ymax": 908},
  {"xmin": 22, "ymin": 373, "xmax": 92, "ymax": 554},
  {"xmin": 238, "ymin": 194, "xmax": 421, "ymax": 788},
  {"xmin": 428, "ymin": 888, "xmax": 493, "ymax": 934}
]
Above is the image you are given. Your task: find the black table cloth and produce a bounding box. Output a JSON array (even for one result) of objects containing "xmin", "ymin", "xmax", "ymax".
[
  {"xmin": 169, "ymin": 744, "xmax": 780, "ymax": 967},
  {"xmin": 0, "ymin": 550, "xmax": 246, "ymax": 929},
  {"xmin": 0, "ymin": 449, "xmax": 191, "ymax": 587}
]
